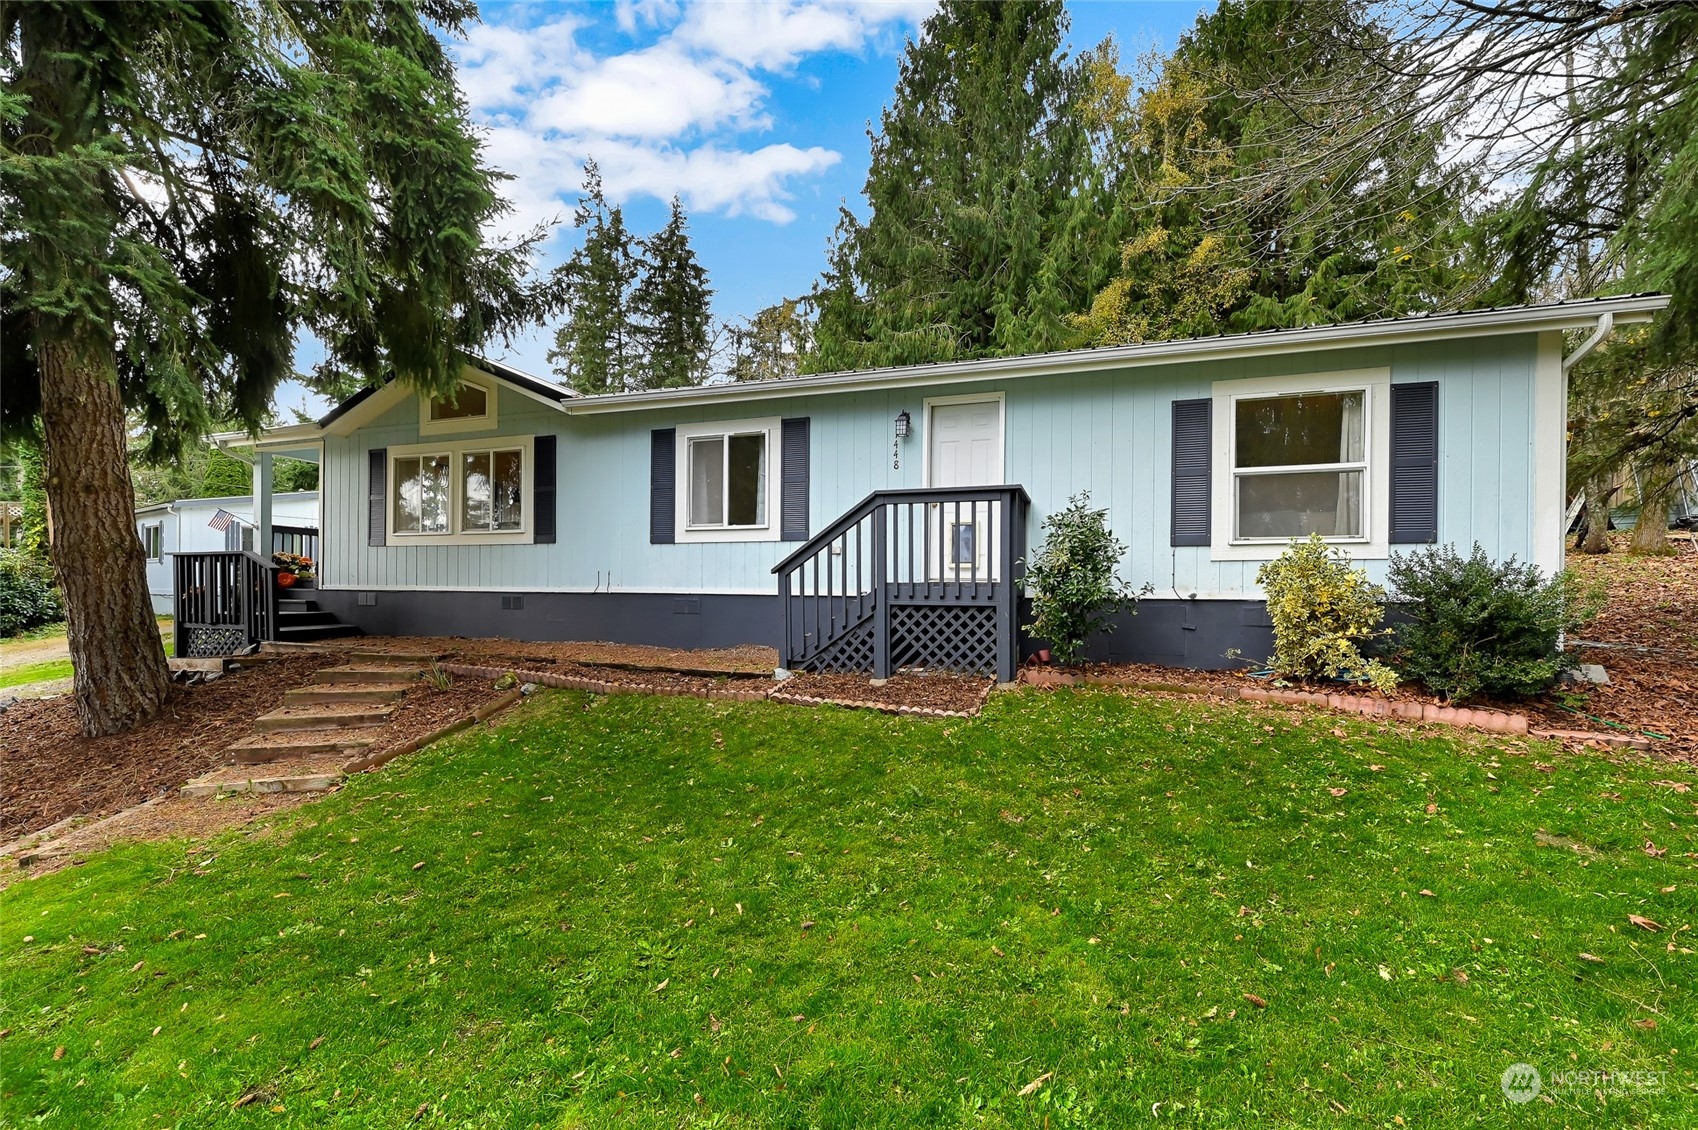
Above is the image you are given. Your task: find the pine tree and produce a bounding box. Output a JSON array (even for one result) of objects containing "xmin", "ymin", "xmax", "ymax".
[
  {"xmin": 632, "ymin": 197, "xmax": 712, "ymax": 389},
  {"xmin": 810, "ymin": 0, "xmax": 1118, "ymax": 371},
  {"xmin": 0, "ymin": 2, "xmax": 551, "ymax": 735},
  {"xmin": 549, "ymin": 162, "xmax": 643, "ymax": 395}
]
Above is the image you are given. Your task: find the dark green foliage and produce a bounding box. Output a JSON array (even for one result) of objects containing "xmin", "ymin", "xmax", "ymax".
[
  {"xmin": 0, "ymin": 547, "xmax": 60, "ymax": 635},
  {"xmin": 1021, "ymin": 493, "xmax": 1146, "ymax": 664},
  {"xmin": 549, "ymin": 162, "xmax": 643, "ymax": 395},
  {"xmin": 725, "ymin": 298, "xmax": 814, "ymax": 382},
  {"xmin": 1076, "ymin": 1, "xmax": 1471, "ymax": 346},
  {"xmin": 0, "ymin": 0, "xmax": 554, "ymax": 454},
  {"xmin": 632, "ymin": 197, "xmax": 712, "ymax": 389},
  {"xmin": 1388, "ymin": 543, "xmax": 1600, "ymax": 703},
  {"xmin": 809, "ymin": 0, "xmax": 1118, "ymax": 371},
  {"xmin": 129, "ymin": 442, "xmax": 317, "ymax": 506}
]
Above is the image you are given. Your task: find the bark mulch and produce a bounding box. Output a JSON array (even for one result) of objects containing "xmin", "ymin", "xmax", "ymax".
[
  {"xmin": 358, "ymin": 635, "xmax": 777, "ymax": 676},
  {"xmin": 771, "ymin": 671, "xmax": 994, "ymax": 717},
  {"xmin": 0, "ymin": 653, "xmax": 343, "ymax": 842}
]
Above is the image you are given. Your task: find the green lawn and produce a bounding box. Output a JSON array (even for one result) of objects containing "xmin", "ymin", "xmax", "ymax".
[
  {"xmin": 2, "ymin": 689, "xmax": 1693, "ymax": 1126},
  {"xmin": 0, "ymin": 619, "xmax": 174, "ymax": 689}
]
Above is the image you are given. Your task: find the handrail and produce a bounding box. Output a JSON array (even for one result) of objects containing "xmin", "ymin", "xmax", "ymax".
[
  {"xmin": 772, "ymin": 484, "xmax": 1030, "ymax": 574},
  {"xmin": 172, "ymin": 549, "xmax": 281, "ymax": 657}
]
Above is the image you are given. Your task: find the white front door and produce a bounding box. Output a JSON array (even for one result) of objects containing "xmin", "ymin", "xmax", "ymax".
[{"xmin": 926, "ymin": 399, "xmax": 1003, "ymax": 581}]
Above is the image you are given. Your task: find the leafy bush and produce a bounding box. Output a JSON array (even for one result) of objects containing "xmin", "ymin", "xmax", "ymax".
[
  {"xmin": 1387, "ymin": 543, "xmax": 1600, "ymax": 702},
  {"xmin": 1256, "ymin": 534, "xmax": 1398, "ymax": 693},
  {"xmin": 0, "ymin": 549, "xmax": 62, "ymax": 636},
  {"xmin": 1022, "ymin": 493, "xmax": 1149, "ymax": 665}
]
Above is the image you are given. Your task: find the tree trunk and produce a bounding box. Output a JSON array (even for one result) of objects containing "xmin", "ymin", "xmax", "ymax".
[
  {"xmin": 36, "ymin": 325, "xmax": 172, "ymax": 735},
  {"xmin": 1629, "ymin": 464, "xmax": 1674, "ymax": 555},
  {"xmin": 1577, "ymin": 476, "xmax": 1614, "ymax": 554}
]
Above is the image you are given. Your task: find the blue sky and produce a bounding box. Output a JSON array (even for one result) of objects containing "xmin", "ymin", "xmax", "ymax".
[{"xmin": 281, "ymin": 1, "xmax": 1211, "ymax": 418}]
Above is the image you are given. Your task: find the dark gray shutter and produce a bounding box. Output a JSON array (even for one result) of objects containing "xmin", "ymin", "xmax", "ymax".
[
  {"xmin": 780, "ymin": 417, "xmax": 810, "ymax": 541},
  {"xmin": 533, "ymin": 434, "xmax": 557, "ymax": 544},
  {"xmin": 1390, "ymin": 381, "xmax": 1439, "ymax": 543},
  {"xmin": 650, "ymin": 428, "xmax": 676, "ymax": 544},
  {"xmin": 367, "ymin": 448, "xmax": 386, "ymax": 547},
  {"xmin": 1170, "ymin": 399, "xmax": 1211, "ymax": 546}
]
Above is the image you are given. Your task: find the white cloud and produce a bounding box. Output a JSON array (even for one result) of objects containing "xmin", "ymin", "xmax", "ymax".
[{"xmin": 451, "ymin": 1, "xmax": 929, "ymax": 228}]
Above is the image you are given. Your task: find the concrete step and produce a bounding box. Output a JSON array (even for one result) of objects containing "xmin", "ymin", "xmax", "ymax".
[
  {"xmin": 276, "ymin": 624, "xmax": 362, "ymax": 643},
  {"xmin": 283, "ymin": 683, "xmax": 407, "ymax": 706},
  {"xmin": 254, "ymin": 703, "xmax": 396, "ymax": 732},
  {"xmin": 312, "ymin": 665, "xmax": 422, "ymax": 686},
  {"xmin": 181, "ymin": 773, "xmax": 344, "ymax": 798},
  {"xmin": 228, "ymin": 731, "xmax": 377, "ymax": 765},
  {"xmin": 348, "ymin": 649, "xmax": 443, "ymax": 665}
]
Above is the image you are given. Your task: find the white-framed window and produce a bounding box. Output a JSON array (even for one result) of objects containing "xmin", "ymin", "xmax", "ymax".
[
  {"xmin": 140, "ymin": 522, "xmax": 163, "ymax": 561},
  {"xmin": 1210, "ymin": 368, "xmax": 1391, "ymax": 561},
  {"xmin": 418, "ymin": 376, "xmax": 497, "ymax": 436},
  {"xmin": 675, "ymin": 417, "xmax": 781, "ymax": 543},
  {"xmin": 388, "ymin": 436, "xmax": 531, "ymax": 544}
]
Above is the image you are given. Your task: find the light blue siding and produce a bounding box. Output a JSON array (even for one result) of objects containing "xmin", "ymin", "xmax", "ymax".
[{"xmin": 320, "ymin": 334, "xmax": 1543, "ymax": 597}]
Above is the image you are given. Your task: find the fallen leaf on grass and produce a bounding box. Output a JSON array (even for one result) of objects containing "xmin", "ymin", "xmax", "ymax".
[
  {"xmin": 53, "ymin": 1046, "xmax": 65, "ymax": 1060},
  {"xmin": 1328, "ymin": 788, "xmax": 1348, "ymax": 797},
  {"xmin": 1425, "ymin": 803, "xmax": 1437, "ymax": 815},
  {"xmin": 1633, "ymin": 1018, "xmax": 1658, "ymax": 1029},
  {"xmin": 232, "ymin": 1092, "xmax": 261, "ymax": 1109},
  {"xmin": 412, "ymin": 1103, "xmax": 429, "ymax": 1122},
  {"xmin": 309, "ymin": 1036, "xmax": 325, "ymax": 1050},
  {"xmin": 130, "ymin": 960, "xmax": 145, "ymax": 972},
  {"xmin": 1018, "ymin": 1071, "xmax": 1054, "ymax": 1096},
  {"xmin": 991, "ymin": 945, "xmax": 1004, "ymax": 958},
  {"xmin": 1242, "ymin": 993, "xmax": 1268, "ymax": 1009},
  {"xmin": 1643, "ymin": 841, "xmax": 1667, "ymax": 858},
  {"xmin": 1419, "ymin": 890, "xmax": 1435, "ymax": 898},
  {"xmin": 151, "ymin": 1026, "xmax": 162, "ymax": 1036},
  {"xmin": 652, "ymin": 979, "xmax": 669, "ymax": 994},
  {"xmin": 412, "ymin": 862, "xmax": 425, "ymax": 872},
  {"xmin": 1628, "ymin": 915, "xmax": 1663, "ymax": 932},
  {"xmin": 1651, "ymin": 780, "xmax": 1691, "ymax": 794},
  {"xmin": 1579, "ymin": 953, "xmax": 1606, "ymax": 964}
]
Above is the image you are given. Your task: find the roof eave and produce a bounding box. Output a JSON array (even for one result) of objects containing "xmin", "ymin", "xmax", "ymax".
[{"xmin": 561, "ymin": 295, "xmax": 1670, "ymax": 415}]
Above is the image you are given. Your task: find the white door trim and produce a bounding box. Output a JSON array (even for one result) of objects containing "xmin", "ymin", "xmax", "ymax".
[{"xmin": 921, "ymin": 392, "xmax": 1006, "ymax": 487}]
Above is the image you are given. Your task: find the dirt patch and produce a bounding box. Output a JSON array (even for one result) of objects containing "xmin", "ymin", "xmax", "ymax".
[
  {"xmin": 355, "ymin": 635, "xmax": 777, "ymax": 675},
  {"xmin": 0, "ymin": 654, "xmax": 343, "ymax": 841},
  {"xmin": 772, "ymin": 671, "xmax": 993, "ymax": 716}
]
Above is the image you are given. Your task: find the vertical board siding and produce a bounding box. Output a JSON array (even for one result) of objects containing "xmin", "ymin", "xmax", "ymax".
[{"xmin": 319, "ymin": 335, "xmax": 1542, "ymax": 597}]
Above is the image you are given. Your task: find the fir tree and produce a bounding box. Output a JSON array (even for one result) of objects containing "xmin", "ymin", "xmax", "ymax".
[
  {"xmin": 726, "ymin": 298, "xmax": 815, "ymax": 382},
  {"xmin": 549, "ymin": 162, "xmax": 643, "ymax": 395},
  {"xmin": 632, "ymin": 197, "xmax": 712, "ymax": 389},
  {"xmin": 0, "ymin": 2, "xmax": 552, "ymax": 735},
  {"xmin": 810, "ymin": 0, "xmax": 1118, "ymax": 371}
]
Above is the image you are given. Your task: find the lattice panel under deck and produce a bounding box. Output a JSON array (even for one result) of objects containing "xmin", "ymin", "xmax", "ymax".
[
  {"xmin": 800, "ymin": 620, "xmax": 877, "ymax": 674},
  {"xmin": 184, "ymin": 624, "xmax": 248, "ymax": 658},
  {"xmin": 888, "ymin": 603, "xmax": 999, "ymax": 674}
]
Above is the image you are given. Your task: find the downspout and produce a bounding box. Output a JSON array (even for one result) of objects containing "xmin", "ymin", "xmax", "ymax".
[{"xmin": 1561, "ymin": 311, "xmax": 1613, "ymax": 372}]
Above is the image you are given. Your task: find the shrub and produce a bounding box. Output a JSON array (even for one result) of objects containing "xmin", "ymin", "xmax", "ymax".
[
  {"xmin": 1022, "ymin": 493, "xmax": 1149, "ymax": 665},
  {"xmin": 0, "ymin": 548, "xmax": 62, "ymax": 636},
  {"xmin": 1256, "ymin": 534, "xmax": 1398, "ymax": 693},
  {"xmin": 1387, "ymin": 543, "xmax": 1600, "ymax": 702}
]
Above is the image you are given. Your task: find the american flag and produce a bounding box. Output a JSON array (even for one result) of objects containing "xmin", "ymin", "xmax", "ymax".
[{"xmin": 208, "ymin": 508, "xmax": 237, "ymax": 532}]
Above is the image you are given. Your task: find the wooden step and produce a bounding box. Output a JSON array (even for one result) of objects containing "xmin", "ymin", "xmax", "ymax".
[
  {"xmin": 181, "ymin": 772, "xmax": 344, "ymax": 798},
  {"xmin": 276, "ymin": 624, "xmax": 362, "ymax": 643},
  {"xmin": 284, "ymin": 683, "xmax": 408, "ymax": 706},
  {"xmin": 254, "ymin": 703, "xmax": 396, "ymax": 732},
  {"xmin": 227, "ymin": 732, "xmax": 377, "ymax": 765},
  {"xmin": 348, "ymin": 649, "xmax": 444, "ymax": 665},
  {"xmin": 312, "ymin": 665, "xmax": 421, "ymax": 686}
]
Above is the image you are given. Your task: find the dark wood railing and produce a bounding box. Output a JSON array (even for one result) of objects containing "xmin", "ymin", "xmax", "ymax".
[
  {"xmin": 172, "ymin": 550, "xmax": 280, "ymax": 658},
  {"xmin": 773, "ymin": 485, "xmax": 1029, "ymax": 682},
  {"xmin": 270, "ymin": 524, "xmax": 319, "ymax": 562}
]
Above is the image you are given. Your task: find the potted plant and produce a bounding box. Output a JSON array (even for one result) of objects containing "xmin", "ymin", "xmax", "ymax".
[{"xmin": 272, "ymin": 551, "xmax": 315, "ymax": 589}]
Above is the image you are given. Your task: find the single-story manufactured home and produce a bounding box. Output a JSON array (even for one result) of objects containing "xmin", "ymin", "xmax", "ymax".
[
  {"xmin": 195, "ymin": 294, "xmax": 1666, "ymax": 679},
  {"xmin": 136, "ymin": 492, "xmax": 318, "ymax": 615}
]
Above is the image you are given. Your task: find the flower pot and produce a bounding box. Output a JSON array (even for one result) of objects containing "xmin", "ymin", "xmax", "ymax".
[
  {"xmin": 277, "ymin": 572, "xmax": 298, "ymax": 589},
  {"xmin": 1035, "ymin": 648, "xmax": 1052, "ymax": 663}
]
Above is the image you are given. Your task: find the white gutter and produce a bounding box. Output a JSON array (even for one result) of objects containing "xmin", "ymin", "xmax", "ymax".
[
  {"xmin": 1561, "ymin": 311, "xmax": 1614, "ymax": 372},
  {"xmin": 560, "ymin": 294, "xmax": 1668, "ymax": 415}
]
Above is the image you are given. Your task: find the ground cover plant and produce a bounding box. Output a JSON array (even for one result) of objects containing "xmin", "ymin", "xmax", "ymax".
[{"xmin": 1, "ymin": 689, "xmax": 1693, "ymax": 1127}]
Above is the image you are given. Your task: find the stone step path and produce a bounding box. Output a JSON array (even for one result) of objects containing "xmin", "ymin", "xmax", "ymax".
[{"xmin": 181, "ymin": 658, "xmax": 426, "ymax": 797}]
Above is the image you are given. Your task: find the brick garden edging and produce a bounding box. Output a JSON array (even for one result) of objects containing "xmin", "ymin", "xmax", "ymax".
[{"xmin": 1238, "ymin": 686, "xmax": 1529, "ymax": 735}]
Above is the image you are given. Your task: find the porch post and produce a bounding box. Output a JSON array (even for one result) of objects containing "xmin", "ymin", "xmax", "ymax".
[{"xmin": 253, "ymin": 450, "xmax": 274, "ymax": 558}]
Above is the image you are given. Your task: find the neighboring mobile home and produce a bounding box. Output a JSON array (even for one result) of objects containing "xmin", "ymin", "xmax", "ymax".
[
  {"xmin": 136, "ymin": 493, "xmax": 319, "ymax": 615},
  {"xmin": 200, "ymin": 295, "xmax": 1666, "ymax": 678}
]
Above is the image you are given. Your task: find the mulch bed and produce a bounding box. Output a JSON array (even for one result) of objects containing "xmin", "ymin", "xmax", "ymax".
[
  {"xmin": 0, "ymin": 654, "xmax": 342, "ymax": 842},
  {"xmin": 358, "ymin": 635, "xmax": 778, "ymax": 676},
  {"xmin": 772, "ymin": 671, "xmax": 994, "ymax": 716}
]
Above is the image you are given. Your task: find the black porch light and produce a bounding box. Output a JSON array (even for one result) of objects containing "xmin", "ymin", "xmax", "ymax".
[{"xmin": 894, "ymin": 410, "xmax": 911, "ymax": 440}]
